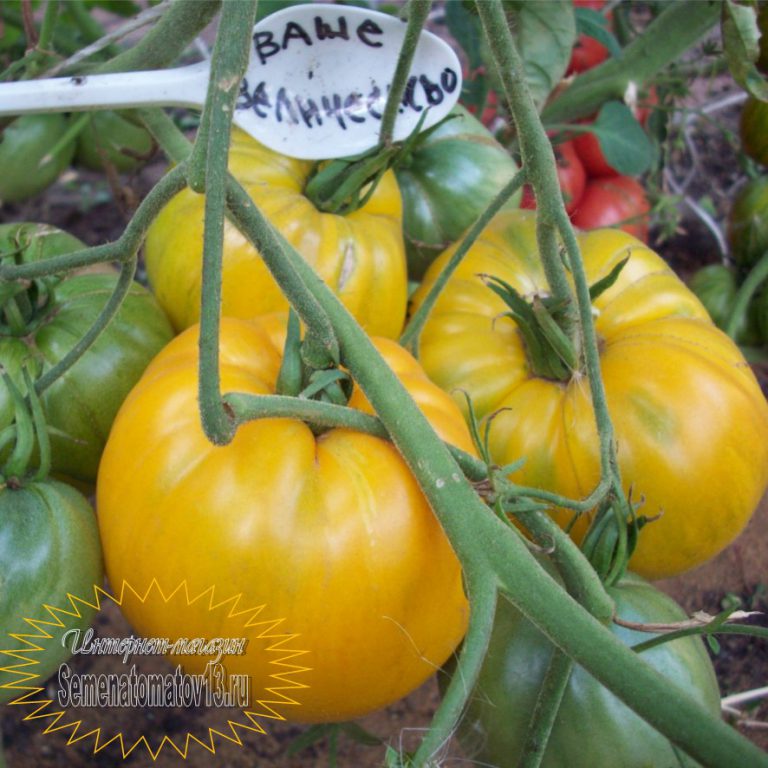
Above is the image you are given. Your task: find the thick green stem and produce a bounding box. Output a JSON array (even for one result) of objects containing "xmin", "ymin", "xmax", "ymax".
[
  {"xmin": 542, "ymin": 0, "xmax": 721, "ymax": 126},
  {"xmin": 416, "ymin": 580, "xmax": 497, "ymax": 763},
  {"xmin": 191, "ymin": 0, "xmax": 257, "ymax": 445},
  {"xmin": 94, "ymin": 0, "xmax": 221, "ymax": 75},
  {"xmin": 224, "ymin": 181, "xmax": 768, "ymax": 768},
  {"xmin": 379, "ymin": 0, "xmax": 432, "ymax": 146},
  {"xmin": 725, "ymin": 250, "xmax": 768, "ymax": 340},
  {"xmin": 137, "ymin": 108, "xmax": 193, "ymax": 164},
  {"xmin": 400, "ymin": 169, "xmax": 527, "ymax": 354},
  {"xmin": 517, "ymin": 651, "xmax": 574, "ymax": 768},
  {"xmin": 224, "ymin": 393, "xmax": 386, "ymax": 437},
  {"xmin": 475, "ymin": 1, "xmax": 575, "ymax": 322}
]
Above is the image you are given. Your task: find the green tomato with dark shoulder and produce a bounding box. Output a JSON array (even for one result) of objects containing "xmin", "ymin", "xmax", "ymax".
[
  {"xmin": 0, "ymin": 115, "xmax": 76, "ymax": 204},
  {"xmin": 0, "ymin": 479, "xmax": 103, "ymax": 704},
  {"xmin": 741, "ymin": 98, "xmax": 768, "ymax": 168},
  {"xmin": 443, "ymin": 572, "xmax": 721, "ymax": 768},
  {"xmin": 75, "ymin": 110, "xmax": 155, "ymax": 173},
  {"xmin": 728, "ymin": 176, "xmax": 768, "ymax": 269},
  {"xmin": 689, "ymin": 263, "xmax": 760, "ymax": 345},
  {"xmin": 394, "ymin": 104, "xmax": 519, "ymax": 279},
  {"xmin": 0, "ymin": 223, "xmax": 174, "ymax": 487}
]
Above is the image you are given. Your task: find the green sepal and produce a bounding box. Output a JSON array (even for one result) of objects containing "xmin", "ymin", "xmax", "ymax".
[
  {"xmin": 589, "ymin": 257, "xmax": 629, "ymax": 302},
  {"xmin": 276, "ymin": 308, "xmax": 304, "ymax": 397}
]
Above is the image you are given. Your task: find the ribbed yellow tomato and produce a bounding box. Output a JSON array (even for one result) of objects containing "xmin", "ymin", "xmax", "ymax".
[
  {"xmin": 144, "ymin": 130, "xmax": 407, "ymax": 339},
  {"xmin": 96, "ymin": 317, "xmax": 470, "ymax": 722},
  {"xmin": 412, "ymin": 210, "xmax": 768, "ymax": 579}
]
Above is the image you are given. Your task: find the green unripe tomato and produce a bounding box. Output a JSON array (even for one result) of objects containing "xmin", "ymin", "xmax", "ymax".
[
  {"xmin": 0, "ymin": 480, "xmax": 103, "ymax": 704},
  {"xmin": 0, "ymin": 222, "xmax": 174, "ymax": 487},
  {"xmin": 0, "ymin": 115, "xmax": 75, "ymax": 204},
  {"xmin": 752, "ymin": 285, "xmax": 768, "ymax": 343},
  {"xmin": 443, "ymin": 572, "xmax": 721, "ymax": 768},
  {"xmin": 689, "ymin": 263, "xmax": 760, "ymax": 345},
  {"xmin": 740, "ymin": 98, "xmax": 768, "ymax": 168},
  {"xmin": 75, "ymin": 110, "xmax": 155, "ymax": 173},
  {"xmin": 727, "ymin": 176, "xmax": 768, "ymax": 269},
  {"xmin": 394, "ymin": 105, "xmax": 520, "ymax": 279}
]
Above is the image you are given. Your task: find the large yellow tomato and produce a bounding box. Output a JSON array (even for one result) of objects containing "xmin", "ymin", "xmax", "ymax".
[
  {"xmin": 411, "ymin": 210, "xmax": 768, "ymax": 580},
  {"xmin": 96, "ymin": 317, "xmax": 470, "ymax": 722},
  {"xmin": 144, "ymin": 130, "xmax": 407, "ymax": 339}
]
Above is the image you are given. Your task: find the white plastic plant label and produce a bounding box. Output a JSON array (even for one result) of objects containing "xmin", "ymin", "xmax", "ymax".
[{"xmin": 233, "ymin": 3, "xmax": 462, "ymax": 160}]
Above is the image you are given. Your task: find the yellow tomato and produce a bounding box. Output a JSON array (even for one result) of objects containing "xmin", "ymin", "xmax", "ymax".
[
  {"xmin": 412, "ymin": 210, "xmax": 768, "ymax": 579},
  {"xmin": 144, "ymin": 130, "xmax": 407, "ymax": 339},
  {"xmin": 96, "ymin": 317, "xmax": 470, "ymax": 722}
]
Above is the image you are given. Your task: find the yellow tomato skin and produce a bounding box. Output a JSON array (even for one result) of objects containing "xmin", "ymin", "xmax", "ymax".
[
  {"xmin": 144, "ymin": 130, "xmax": 407, "ymax": 339},
  {"xmin": 412, "ymin": 210, "xmax": 768, "ymax": 579},
  {"xmin": 96, "ymin": 317, "xmax": 470, "ymax": 722}
]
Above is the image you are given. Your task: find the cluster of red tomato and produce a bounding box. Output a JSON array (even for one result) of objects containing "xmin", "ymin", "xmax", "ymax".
[{"xmin": 520, "ymin": 0, "xmax": 652, "ymax": 241}]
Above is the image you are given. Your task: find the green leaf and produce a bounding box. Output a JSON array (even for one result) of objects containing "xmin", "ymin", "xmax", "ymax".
[
  {"xmin": 722, "ymin": 0, "xmax": 768, "ymax": 101},
  {"xmin": 286, "ymin": 724, "xmax": 337, "ymax": 756},
  {"xmin": 588, "ymin": 101, "xmax": 653, "ymax": 176},
  {"xmin": 575, "ymin": 6, "xmax": 621, "ymax": 58},
  {"xmin": 339, "ymin": 722, "xmax": 383, "ymax": 747},
  {"xmin": 501, "ymin": 0, "xmax": 577, "ymax": 110}
]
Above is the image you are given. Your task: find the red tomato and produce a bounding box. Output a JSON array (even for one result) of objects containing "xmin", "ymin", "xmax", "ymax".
[
  {"xmin": 567, "ymin": 0, "xmax": 610, "ymax": 75},
  {"xmin": 571, "ymin": 175, "xmax": 651, "ymax": 241},
  {"xmin": 573, "ymin": 124, "xmax": 615, "ymax": 177},
  {"xmin": 520, "ymin": 140, "xmax": 586, "ymax": 215}
]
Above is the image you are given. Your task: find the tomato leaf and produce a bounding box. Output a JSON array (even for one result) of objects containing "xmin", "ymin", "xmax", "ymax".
[
  {"xmin": 501, "ymin": 0, "xmax": 577, "ymax": 110},
  {"xmin": 587, "ymin": 101, "xmax": 653, "ymax": 176},
  {"xmin": 340, "ymin": 722, "xmax": 383, "ymax": 747},
  {"xmin": 575, "ymin": 6, "xmax": 621, "ymax": 58},
  {"xmin": 446, "ymin": 0, "xmax": 487, "ymax": 111},
  {"xmin": 722, "ymin": 0, "xmax": 768, "ymax": 101},
  {"xmin": 286, "ymin": 724, "xmax": 336, "ymax": 756}
]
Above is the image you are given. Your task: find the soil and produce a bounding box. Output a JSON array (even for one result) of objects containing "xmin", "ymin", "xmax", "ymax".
[{"xmin": 1, "ymin": 62, "xmax": 767, "ymax": 768}]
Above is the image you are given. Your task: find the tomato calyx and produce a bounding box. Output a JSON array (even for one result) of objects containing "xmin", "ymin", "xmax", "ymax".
[
  {"xmin": 304, "ymin": 110, "xmax": 444, "ymax": 216},
  {"xmin": 276, "ymin": 310, "xmax": 353, "ymax": 426}
]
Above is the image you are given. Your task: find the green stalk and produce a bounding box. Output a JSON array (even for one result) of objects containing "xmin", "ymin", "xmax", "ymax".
[
  {"xmin": 189, "ymin": 0, "xmax": 257, "ymax": 445},
  {"xmin": 517, "ymin": 651, "xmax": 574, "ymax": 768},
  {"xmin": 378, "ymin": 0, "xmax": 432, "ymax": 146},
  {"xmin": 35, "ymin": 258, "xmax": 137, "ymax": 396},
  {"xmin": 475, "ymin": 1, "xmax": 577, "ymax": 336},
  {"xmin": 222, "ymin": 175, "xmax": 768, "ymax": 768},
  {"xmin": 542, "ymin": 0, "xmax": 721, "ymax": 126},
  {"xmin": 25, "ymin": 368, "xmax": 51, "ymax": 482},
  {"xmin": 725, "ymin": 250, "xmax": 768, "ymax": 340},
  {"xmin": 137, "ymin": 107, "xmax": 193, "ymax": 164},
  {"xmin": 95, "ymin": 0, "xmax": 221, "ymax": 75},
  {"xmin": 224, "ymin": 393, "xmax": 386, "ymax": 436},
  {"xmin": 37, "ymin": 0, "xmax": 60, "ymax": 53},
  {"xmin": 426, "ymin": 581, "xmax": 497, "ymax": 761},
  {"xmin": 399, "ymin": 169, "xmax": 527, "ymax": 353}
]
